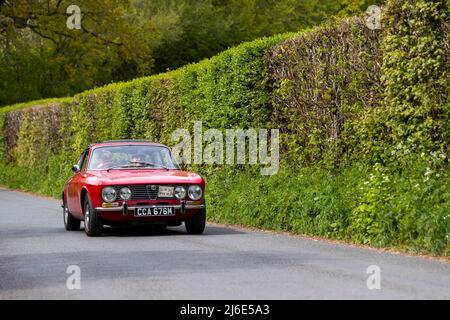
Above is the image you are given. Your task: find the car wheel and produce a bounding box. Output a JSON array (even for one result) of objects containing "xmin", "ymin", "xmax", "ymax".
[
  {"xmin": 84, "ymin": 194, "xmax": 103, "ymax": 237},
  {"xmin": 63, "ymin": 197, "xmax": 81, "ymax": 231},
  {"xmin": 185, "ymin": 208, "xmax": 206, "ymax": 234}
]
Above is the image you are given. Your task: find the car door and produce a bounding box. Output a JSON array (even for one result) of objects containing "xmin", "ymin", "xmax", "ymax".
[{"xmin": 67, "ymin": 149, "xmax": 89, "ymax": 216}]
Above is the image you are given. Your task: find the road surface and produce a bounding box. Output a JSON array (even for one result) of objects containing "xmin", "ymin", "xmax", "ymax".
[{"xmin": 0, "ymin": 188, "xmax": 449, "ymax": 299}]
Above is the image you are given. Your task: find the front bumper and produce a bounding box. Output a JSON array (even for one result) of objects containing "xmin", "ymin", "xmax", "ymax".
[
  {"xmin": 94, "ymin": 203, "xmax": 205, "ymax": 222},
  {"xmin": 95, "ymin": 203, "xmax": 205, "ymax": 212}
]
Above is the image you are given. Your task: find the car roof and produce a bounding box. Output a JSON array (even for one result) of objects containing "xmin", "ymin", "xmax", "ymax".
[{"xmin": 90, "ymin": 140, "xmax": 168, "ymax": 149}]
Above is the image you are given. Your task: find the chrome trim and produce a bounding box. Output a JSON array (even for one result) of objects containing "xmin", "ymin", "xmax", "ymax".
[
  {"xmin": 185, "ymin": 204, "xmax": 205, "ymax": 209},
  {"xmin": 112, "ymin": 185, "xmax": 179, "ymax": 201},
  {"xmin": 95, "ymin": 207, "xmax": 125, "ymax": 212},
  {"xmin": 95, "ymin": 204, "xmax": 205, "ymax": 212}
]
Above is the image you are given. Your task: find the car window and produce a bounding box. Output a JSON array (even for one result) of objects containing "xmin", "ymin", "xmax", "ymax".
[
  {"xmin": 80, "ymin": 149, "xmax": 89, "ymax": 171},
  {"xmin": 88, "ymin": 145, "xmax": 179, "ymax": 170},
  {"xmin": 78, "ymin": 149, "xmax": 89, "ymax": 172}
]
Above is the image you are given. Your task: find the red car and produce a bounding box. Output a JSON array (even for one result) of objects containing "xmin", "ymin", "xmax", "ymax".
[{"xmin": 62, "ymin": 140, "xmax": 206, "ymax": 236}]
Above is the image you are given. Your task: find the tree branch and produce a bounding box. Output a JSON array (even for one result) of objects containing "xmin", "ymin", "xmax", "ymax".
[
  {"xmin": 81, "ymin": 25, "xmax": 123, "ymax": 47},
  {"xmin": 28, "ymin": 25, "xmax": 58, "ymax": 45}
]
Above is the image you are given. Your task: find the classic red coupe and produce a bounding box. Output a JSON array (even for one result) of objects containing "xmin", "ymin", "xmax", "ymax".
[{"xmin": 62, "ymin": 140, "xmax": 206, "ymax": 236}]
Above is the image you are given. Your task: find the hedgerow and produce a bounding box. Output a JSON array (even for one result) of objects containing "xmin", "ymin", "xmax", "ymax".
[
  {"xmin": 0, "ymin": 0, "xmax": 448, "ymax": 256},
  {"xmin": 268, "ymin": 16, "xmax": 382, "ymax": 165}
]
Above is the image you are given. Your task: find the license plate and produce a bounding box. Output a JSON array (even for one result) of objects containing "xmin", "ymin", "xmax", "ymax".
[
  {"xmin": 158, "ymin": 186, "xmax": 174, "ymax": 198},
  {"xmin": 135, "ymin": 207, "xmax": 175, "ymax": 217}
]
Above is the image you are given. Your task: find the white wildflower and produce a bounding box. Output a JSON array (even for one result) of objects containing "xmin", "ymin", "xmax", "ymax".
[{"xmin": 424, "ymin": 168, "xmax": 433, "ymax": 177}]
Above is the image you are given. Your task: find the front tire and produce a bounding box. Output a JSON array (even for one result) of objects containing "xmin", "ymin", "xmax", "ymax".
[
  {"xmin": 185, "ymin": 208, "xmax": 206, "ymax": 234},
  {"xmin": 84, "ymin": 194, "xmax": 103, "ymax": 237},
  {"xmin": 63, "ymin": 197, "xmax": 80, "ymax": 231}
]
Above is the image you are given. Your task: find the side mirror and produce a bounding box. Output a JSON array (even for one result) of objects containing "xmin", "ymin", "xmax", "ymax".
[{"xmin": 72, "ymin": 164, "xmax": 80, "ymax": 173}]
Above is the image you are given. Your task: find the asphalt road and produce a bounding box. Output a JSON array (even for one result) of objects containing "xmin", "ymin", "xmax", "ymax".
[{"xmin": 0, "ymin": 188, "xmax": 449, "ymax": 300}]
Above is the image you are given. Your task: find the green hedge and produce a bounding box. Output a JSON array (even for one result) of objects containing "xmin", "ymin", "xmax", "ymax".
[
  {"xmin": 0, "ymin": 33, "xmax": 287, "ymax": 194},
  {"xmin": 1, "ymin": 0, "xmax": 448, "ymax": 256},
  {"xmin": 207, "ymin": 161, "xmax": 449, "ymax": 254},
  {"xmin": 268, "ymin": 16, "xmax": 382, "ymax": 165}
]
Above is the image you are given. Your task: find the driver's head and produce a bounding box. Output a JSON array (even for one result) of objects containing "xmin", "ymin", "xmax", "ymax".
[{"xmin": 131, "ymin": 153, "xmax": 145, "ymax": 162}]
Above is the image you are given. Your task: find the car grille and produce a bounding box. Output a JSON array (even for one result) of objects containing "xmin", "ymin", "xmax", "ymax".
[{"xmin": 114, "ymin": 185, "xmax": 173, "ymax": 200}]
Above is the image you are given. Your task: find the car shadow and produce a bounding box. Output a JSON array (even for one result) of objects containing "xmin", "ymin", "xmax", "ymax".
[{"xmin": 97, "ymin": 224, "xmax": 246, "ymax": 237}]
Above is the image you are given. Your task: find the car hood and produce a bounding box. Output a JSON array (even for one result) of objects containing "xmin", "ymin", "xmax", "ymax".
[{"xmin": 89, "ymin": 169, "xmax": 203, "ymax": 185}]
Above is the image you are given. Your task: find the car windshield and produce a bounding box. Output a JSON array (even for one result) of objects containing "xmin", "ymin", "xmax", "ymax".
[{"xmin": 88, "ymin": 145, "xmax": 180, "ymax": 170}]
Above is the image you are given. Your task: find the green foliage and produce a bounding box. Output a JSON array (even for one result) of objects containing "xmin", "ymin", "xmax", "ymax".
[
  {"xmin": 179, "ymin": 35, "xmax": 290, "ymax": 130},
  {"xmin": 205, "ymin": 164, "xmax": 356, "ymax": 237},
  {"xmin": 269, "ymin": 17, "xmax": 382, "ymax": 165},
  {"xmin": 336, "ymin": 0, "xmax": 386, "ymax": 16},
  {"xmin": 138, "ymin": 0, "xmax": 342, "ymax": 73},
  {"xmin": 351, "ymin": 163, "xmax": 393, "ymax": 245},
  {"xmin": 0, "ymin": 32, "xmax": 285, "ymax": 195},
  {"xmin": 352, "ymin": 0, "xmax": 450, "ymax": 165},
  {"xmin": 0, "ymin": 0, "xmax": 346, "ymax": 107},
  {"xmin": 0, "ymin": 0, "xmax": 157, "ymax": 106},
  {"xmin": 206, "ymin": 161, "xmax": 449, "ymax": 255}
]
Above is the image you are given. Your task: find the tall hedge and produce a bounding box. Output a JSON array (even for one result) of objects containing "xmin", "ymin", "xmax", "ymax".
[
  {"xmin": 0, "ymin": 0, "xmax": 448, "ymax": 256},
  {"xmin": 0, "ymin": 34, "xmax": 286, "ymax": 195},
  {"xmin": 380, "ymin": 0, "xmax": 449, "ymax": 156},
  {"xmin": 268, "ymin": 16, "xmax": 382, "ymax": 164}
]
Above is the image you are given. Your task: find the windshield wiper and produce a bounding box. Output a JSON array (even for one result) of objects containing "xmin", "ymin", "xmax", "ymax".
[
  {"xmin": 106, "ymin": 164, "xmax": 131, "ymax": 172},
  {"xmin": 106, "ymin": 162, "xmax": 169, "ymax": 171},
  {"xmin": 130, "ymin": 161, "xmax": 169, "ymax": 170}
]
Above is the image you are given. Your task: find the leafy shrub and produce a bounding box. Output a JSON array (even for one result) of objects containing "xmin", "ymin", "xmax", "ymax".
[
  {"xmin": 354, "ymin": 0, "xmax": 449, "ymax": 163},
  {"xmin": 268, "ymin": 17, "xmax": 382, "ymax": 165},
  {"xmin": 206, "ymin": 161, "xmax": 449, "ymax": 255}
]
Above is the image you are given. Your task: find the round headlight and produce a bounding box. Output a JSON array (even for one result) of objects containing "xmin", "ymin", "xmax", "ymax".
[
  {"xmin": 102, "ymin": 187, "xmax": 117, "ymax": 202},
  {"xmin": 188, "ymin": 185, "xmax": 203, "ymax": 200},
  {"xmin": 174, "ymin": 186, "xmax": 186, "ymax": 199},
  {"xmin": 119, "ymin": 187, "xmax": 132, "ymax": 200}
]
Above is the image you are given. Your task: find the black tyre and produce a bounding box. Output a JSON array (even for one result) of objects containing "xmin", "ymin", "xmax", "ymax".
[
  {"xmin": 84, "ymin": 194, "xmax": 103, "ymax": 237},
  {"xmin": 185, "ymin": 208, "xmax": 206, "ymax": 234},
  {"xmin": 63, "ymin": 196, "xmax": 81, "ymax": 231}
]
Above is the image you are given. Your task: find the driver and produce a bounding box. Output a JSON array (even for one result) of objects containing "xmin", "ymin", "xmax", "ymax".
[{"xmin": 131, "ymin": 153, "xmax": 146, "ymax": 164}]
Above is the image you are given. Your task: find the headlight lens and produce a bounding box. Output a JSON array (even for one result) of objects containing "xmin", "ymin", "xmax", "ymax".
[
  {"xmin": 119, "ymin": 187, "xmax": 132, "ymax": 200},
  {"xmin": 188, "ymin": 185, "xmax": 203, "ymax": 200},
  {"xmin": 102, "ymin": 187, "xmax": 117, "ymax": 202},
  {"xmin": 174, "ymin": 186, "xmax": 186, "ymax": 199}
]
